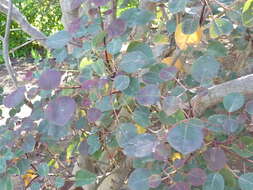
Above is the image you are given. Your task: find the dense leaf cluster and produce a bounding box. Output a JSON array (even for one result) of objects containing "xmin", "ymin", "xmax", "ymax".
[{"xmin": 0, "ymin": 0, "xmax": 253, "ymax": 189}]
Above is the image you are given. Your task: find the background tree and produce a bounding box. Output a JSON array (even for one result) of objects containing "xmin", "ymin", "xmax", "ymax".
[{"xmin": 0, "ymin": 0, "xmax": 253, "ymax": 190}]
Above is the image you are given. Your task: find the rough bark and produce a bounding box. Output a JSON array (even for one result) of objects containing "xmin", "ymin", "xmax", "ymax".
[
  {"xmin": 0, "ymin": 0, "xmax": 47, "ymax": 47},
  {"xmin": 192, "ymin": 74, "xmax": 253, "ymax": 116}
]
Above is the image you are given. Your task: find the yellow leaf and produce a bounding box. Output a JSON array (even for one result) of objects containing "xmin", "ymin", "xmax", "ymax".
[
  {"xmin": 171, "ymin": 152, "xmax": 182, "ymax": 162},
  {"xmin": 22, "ymin": 169, "xmax": 38, "ymax": 187},
  {"xmin": 175, "ymin": 23, "xmax": 202, "ymax": 50},
  {"xmin": 135, "ymin": 124, "xmax": 147, "ymax": 134},
  {"xmin": 161, "ymin": 56, "xmax": 184, "ymax": 71}
]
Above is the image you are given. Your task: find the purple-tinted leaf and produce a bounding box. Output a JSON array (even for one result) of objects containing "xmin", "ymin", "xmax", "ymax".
[
  {"xmin": 103, "ymin": 9, "xmax": 113, "ymax": 15},
  {"xmin": 222, "ymin": 118, "xmax": 239, "ymax": 134},
  {"xmin": 136, "ymin": 85, "xmax": 160, "ymax": 106},
  {"xmin": 81, "ymin": 79, "xmax": 98, "ymax": 90},
  {"xmin": 81, "ymin": 97, "xmax": 91, "ymax": 107},
  {"xmin": 91, "ymin": 0, "xmax": 110, "ymax": 6},
  {"xmin": 38, "ymin": 69, "xmax": 61, "ymax": 90},
  {"xmin": 107, "ymin": 19, "xmax": 126, "ymax": 38},
  {"xmin": 23, "ymin": 71, "xmax": 33, "ymax": 81},
  {"xmin": 153, "ymin": 143, "xmax": 170, "ymax": 161},
  {"xmin": 97, "ymin": 78, "xmax": 109, "ymax": 88},
  {"xmin": 79, "ymin": 141, "xmax": 89, "ymax": 156},
  {"xmin": 87, "ymin": 108, "xmax": 102, "ymax": 123},
  {"xmin": 204, "ymin": 147, "xmax": 227, "ymax": 171},
  {"xmin": 45, "ymin": 96, "xmax": 76, "ymax": 126},
  {"xmin": 169, "ymin": 182, "xmax": 190, "ymax": 190},
  {"xmin": 148, "ymin": 174, "xmax": 161, "ymax": 188},
  {"xmin": 159, "ymin": 66, "xmax": 177, "ymax": 81},
  {"xmin": 88, "ymin": 8, "xmax": 98, "ymax": 17},
  {"xmin": 3, "ymin": 86, "xmax": 26, "ymax": 108},
  {"xmin": 246, "ymin": 100, "xmax": 253, "ymax": 115},
  {"xmin": 187, "ymin": 168, "xmax": 207, "ymax": 186},
  {"xmin": 173, "ymin": 158, "xmax": 186, "ymax": 169},
  {"xmin": 69, "ymin": 18, "xmax": 81, "ymax": 33},
  {"xmin": 71, "ymin": 0, "xmax": 84, "ymax": 10}
]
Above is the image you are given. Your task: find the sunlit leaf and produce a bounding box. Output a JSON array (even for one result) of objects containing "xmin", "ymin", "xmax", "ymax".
[
  {"xmin": 162, "ymin": 56, "xmax": 183, "ymax": 71},
  {"xmin": 242, "ymin": 0, "xmax": 253, "ymax": 27},
  {"xmin": 135, "ymin": 124, "xmax": 147, "ymax": 134},
  {"xmin": 22, "ymin": 169, "xmax": 38, "ymax": 187},
  {"xmin": 175, "ymin": 23, "xmax": 202, "ymax": 50}
]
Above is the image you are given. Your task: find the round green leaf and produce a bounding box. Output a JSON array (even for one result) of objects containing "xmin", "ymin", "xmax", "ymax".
[
  {"xmin": 223, "ymin": 92, "xmax": 245, "ymax": 112},
  {"xmin": 191, "ymin": 55, "xmax": 220, "ymax": 83},
  {"xmin": 203, "ymin": 173, "xmax": 224, "ymax": 190},
  {"xmin": 239, "ymin": 173, "xmax": 253, "ymax": 190},
  {"xmin": 168, "ymin": 0, "xmax": 187, "ymax": 14},
  {"xmin": 46, "ymin": 30, "xmax": 71, "ymax": 49},
  {"xmin": 107, "ymin": 38, "xmax": 123, "ymax": 55},
  {"xmin": 167, "ymin": 119, "xmax": 204, "ymax": 155},
  {"xmin": 75, "ymin": 169, "xmax": 96, "ymax": 187},
  {"xmin": 182, "ymin": 18, "xmax": 199, "ymax": 34},
  {"xmin": 128, "ymin": 168, "xmax": 151, "ymax": 190},
  {"xmin": 119, "ymin": 51, "xmax": 148, "ymax": 73},
  {"xmin": 113, "ymin": 75, "xmax": 130, "ymax": 91},
  {"xmin": 209, "ymin": 18, "xmax": 233, "ymax": 38}
]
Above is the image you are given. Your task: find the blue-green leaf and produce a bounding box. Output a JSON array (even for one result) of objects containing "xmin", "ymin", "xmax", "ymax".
[{"xmin": 223, "ymin": 92, "xmax": 245, "ymax": 112}]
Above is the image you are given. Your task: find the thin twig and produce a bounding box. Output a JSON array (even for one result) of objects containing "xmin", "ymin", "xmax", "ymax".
[
  {"xmin": 3, "ymin": 0, "xmax": 18, "ymax": 88},
  {"xmin": 9, "ymin": 39, "xmax": 34, "ymax": 54}
]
